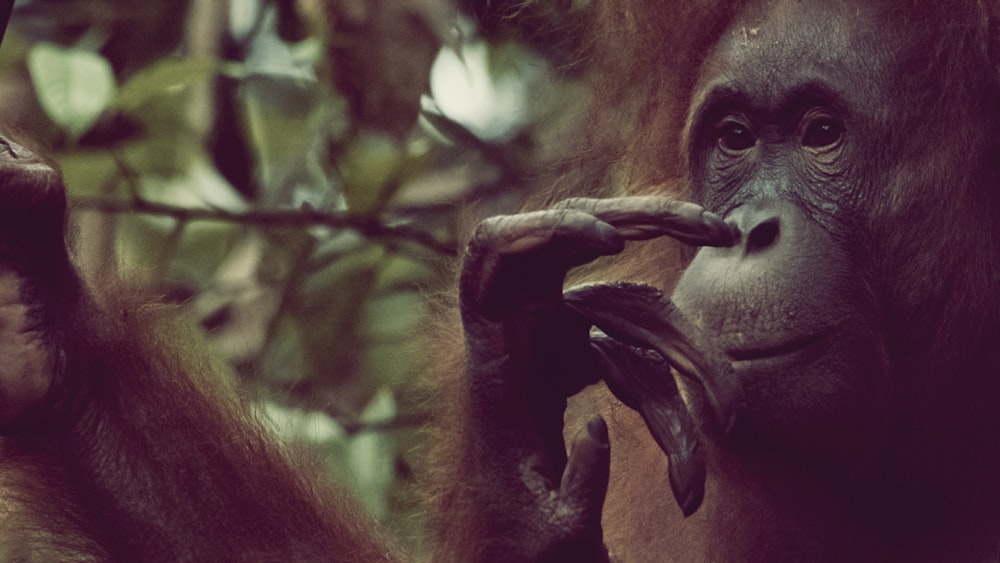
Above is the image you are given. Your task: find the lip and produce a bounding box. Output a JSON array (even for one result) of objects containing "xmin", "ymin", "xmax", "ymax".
[{"xmin": 727, "ymin": 332, "xmax": 829, "ymax": 367}]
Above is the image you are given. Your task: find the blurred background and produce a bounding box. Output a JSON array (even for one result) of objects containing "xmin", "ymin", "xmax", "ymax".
[{"xmin": 0, "ymin": 0, "xmax": 593, "ymax": 549}]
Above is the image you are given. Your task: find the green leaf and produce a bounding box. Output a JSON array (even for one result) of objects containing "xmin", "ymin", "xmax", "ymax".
[
  {"xmin": 359, "ymin": 386, "xmax": 398, "ymax": 423},
  {"xmin": 374, "ymin": 254, "xmax": 437, "ymax": 291},
  {"xmin": 345, "ymin": 430, "xmax": 394, "ymax": 519},
  {"xmin": 57, "ymin": 149, "xmax": 121, "ymax": 198},
  {"xmin": 115, "ymin": 213, "xmax": 177, "ymax": 273},
  {"xmin": 121, "ymin": 134, "xmax": 197, "ymax": 178},
  {"xmin": 360, "ymin": 292, "xmax": 426, "ymax": 386},
  {"xmin": 345, "ymin": 387, "xmax": 398, "ymax": 518},
  {"xmin": 27, "ymin": 42, "xmax": 116, "ymax": 138},
  {"xmin": 114, "ymin": 57, "xmax": 220, "ymax": 114},
  {"xmin": 263, "ymin": 401, "xmax": 346, "ymax": 443},
  {"xmin": 240, "ymin": 77, "xmax": 325, "ymax": 200},
  {"xmin": 338, "ymin": 133, "xmax": 404, "ymax": 215},
  {"xmin": 174, "ymin": 221, "xmax": 241, "ymax": 286},
  {"xmin": 136, "ymin": 156, "xmax": 246, "ymax": 211},
  {"xmin": 290, "ymin": 242, "xmax": 387, "ymax": 391},
  {"xmin": 363, "ymin": 292, "xmax": 424, "ymax": 341}
]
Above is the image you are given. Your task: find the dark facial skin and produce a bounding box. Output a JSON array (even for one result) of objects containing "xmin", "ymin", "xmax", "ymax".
[{"xmin": 672, "ymin": 0, "xmax": 892, "ymax": 467}]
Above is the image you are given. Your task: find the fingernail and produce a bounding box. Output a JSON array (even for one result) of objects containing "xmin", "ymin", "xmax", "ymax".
[
  {"xmin": 593, "ymin": 220, "xmax": 623, "ymax": 248},
  {"xmin": 701, "ymin": 211, "xmax": 739, "ymax": 247},
  {"xmin": 587, "ymin": 417, "xmax": 609, "ymax": 444}
]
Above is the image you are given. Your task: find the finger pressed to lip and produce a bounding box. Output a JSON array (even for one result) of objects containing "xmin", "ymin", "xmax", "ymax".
[{"xmin": 564, "ymin": 282, "xmax": 743, "ymax": 435}]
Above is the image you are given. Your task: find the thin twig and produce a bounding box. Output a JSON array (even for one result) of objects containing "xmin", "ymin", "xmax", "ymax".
[{"xmin": 69, "ymin": 196, "xmax": 458, "ymax": 257}]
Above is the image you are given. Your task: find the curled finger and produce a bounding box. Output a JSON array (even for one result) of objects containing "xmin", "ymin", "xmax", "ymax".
[
  {"xmin": 564, "ymin": 282, "xmax": 743, "ymax": 435},
  {"xmin": 460, "ymin": 209, "xmax": 625, "ymax": 322},
  {"xmin": 589, "ymin": 336, "xmax": 706, "ymax": 516}
]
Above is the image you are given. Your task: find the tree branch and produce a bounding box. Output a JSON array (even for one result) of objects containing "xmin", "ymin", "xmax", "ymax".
[{"xmin": 69, "ymin": 196, "xmax": 458, "ymax": 257}]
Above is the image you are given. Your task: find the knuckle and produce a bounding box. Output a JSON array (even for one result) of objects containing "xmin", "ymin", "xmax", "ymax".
[
  {"xmin": 554, "ymin": 197, "xmax": 598, "ymax": 215},
  {"xmin": 468, "ymin": 216, "xmax": 505, "ymax": 247}
]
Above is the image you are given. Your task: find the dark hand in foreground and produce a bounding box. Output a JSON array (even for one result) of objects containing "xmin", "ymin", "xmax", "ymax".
[{"xmin": 458, "ymin": 196, "xmax": 738, "ymax": 560}]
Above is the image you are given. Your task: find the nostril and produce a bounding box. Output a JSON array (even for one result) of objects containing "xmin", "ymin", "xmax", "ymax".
[{"xmin": 746, "ymin": 218, "xmax": 780, "ymax": 253}]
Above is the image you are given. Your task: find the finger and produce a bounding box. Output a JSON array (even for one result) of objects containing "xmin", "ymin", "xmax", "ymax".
[
  {"xmin": 553, "ymin": 196, "xmax": 737, "ymax": 247},
  {"xmin": 459, "ymin": 212, "xmax": 621, "ymax": 467},
  {"xmin": 565, "ymin": 282, "xmax": 743, "ymax": 435},
  {"xmin": 589, "ymin": 337, "xmax": 706, "ymax": 516},
  {"xmin": 641, "ymin": 402, "xmax": 706, "ymax": 517},
  {"xmin": 560, "ymin": 417, "xmax": 611, "ymax": 525},
  {"xmin": 587, "ymin": 334, "xmax": 645, "ymax": 410},
  {"xmin": 460, "ymin": 209, "xmax": 624, "ymax": 322}
]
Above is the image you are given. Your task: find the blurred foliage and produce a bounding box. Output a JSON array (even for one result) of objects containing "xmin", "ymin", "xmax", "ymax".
[{"xmin": 0, "ymin": 0, "xmax": 590, "ymax": 550}]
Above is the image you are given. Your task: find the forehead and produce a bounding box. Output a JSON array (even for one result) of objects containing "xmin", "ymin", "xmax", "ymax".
[{"xmin": 696, "ymin": 0, "xmax": 894, "ymax": 109}]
